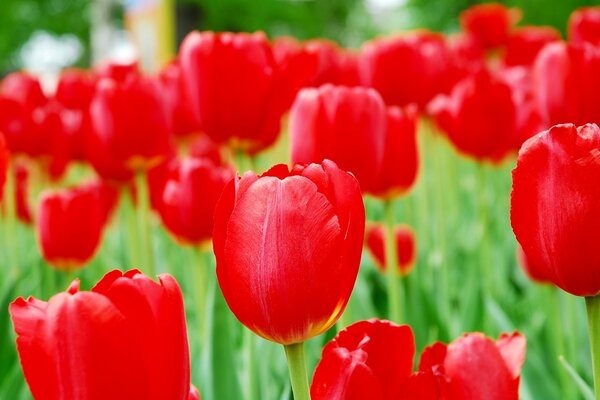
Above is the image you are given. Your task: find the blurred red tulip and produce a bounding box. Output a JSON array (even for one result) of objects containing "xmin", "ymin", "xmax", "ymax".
[
  {"xmin": 179, "ymin": 31, "xmax": 288, "ymax": 154},
  {"xmin": 158, "ymin": 61, "xmax": 201, "ymax": 139},
  {"xmin": 516, "ymin": 245, "xmax": 551, "ymax": 285},
  {"xmin": 503, "ymin": 26, "xmax": 561, "ymax": 66},
  {"xmin": 157, "ymin": 156, "xmax": 234, "ymax": 246},
  {"xmin": 429, "ymin": 68, "xmax": 517, "ymax": 162},
  {"xmin": 533, "ymin": 41, "xmax": 600, "ymax": 127},
  {"xmin": 460, "ymin": 3, "xmax": 522, "ymax": 50},
  {"xmin": 188, "ymin": 134, "xmax": 222, "ymax": 165},
  {"xmin": 290, "ymin": 85, "xmax": 418, "ymax": 197},
  {"xmin": 511, "ymin": 123, "xmax": 600, "ymax": 296},
  {"xmin": 305, "ymin": 39, "xmax": 360, "ymax": 87},
  {"xmin": 10, "ymin": 269, "xmax": 191, "ymax": 400},
  {"xmin": 213, "ymin": 160, "xmax": 365, "ymax": 344},
  {"xmin": 90, "ymin": 68, "xmax": 172, "ymax": 172},
  {"xmin": 365, "ymin": 224, "xmax": 416, "ymax": 276},
  {"xmin": 37, "ymin": 184, "xmax": 108, "ymax": 270},
  {"xmin": 569, "ymin": 7, "xmax": 600, "ymax": 47},
  {"xmin": 189, "ymin": 385, "xmax": 201, "ymax": 400},
  {"xmin": 0, "ymin": 133, "xmax": 8, "ymax": 201},
  {"xmin": 15, "ymin": 162, "xmax": 33, "ymax": 224},
  {"xmin": 0, "ymin": 72, "xmax": 46, "ymax": 110},
  {"xmin": 359, "ymin": 31, "xmax": 454, "ymax": 109},
  {"xmin": 311, "ymin": 319, "xmax": 415, "ymax": 400}
]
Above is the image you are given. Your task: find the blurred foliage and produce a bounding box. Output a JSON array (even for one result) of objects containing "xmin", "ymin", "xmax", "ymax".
[{"xmin": 1, "ymin": 0, "xmax": 600, "ymax": 73}]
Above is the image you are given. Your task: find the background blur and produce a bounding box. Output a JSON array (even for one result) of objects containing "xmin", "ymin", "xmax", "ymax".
[{"xmin": 1, "ymin": 0, "xmax": 597, "ymax": 77}]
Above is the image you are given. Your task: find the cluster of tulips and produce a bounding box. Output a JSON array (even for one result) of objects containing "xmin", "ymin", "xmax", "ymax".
[{"xmin": 2, "ymin": 2, "xmax": 600, "ymax": 399}]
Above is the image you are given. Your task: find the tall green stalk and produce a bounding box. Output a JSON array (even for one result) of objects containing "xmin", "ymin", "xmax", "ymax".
[
  {"xmin": 284, "ymin": 342, "xmax": 310, "ymax": 400},
  {"xmin": 586, "ymin": 296, "xmax": 600, "ymax": 399},
  {"xmin": 384, "ymin": 200, "xmax": 402, "ymax": 323},
  {"xmin": 3, "ymin": 162, "xmax": 18, "ymax": 279},
  {"xmin": 135, "ymin": 172, "xmax": 155, "ymax": 277}
]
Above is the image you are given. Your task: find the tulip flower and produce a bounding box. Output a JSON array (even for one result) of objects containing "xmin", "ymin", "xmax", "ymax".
[
  {"xmin": 0, "ymin": 72, "xmax": 46, "ymax": 111},
  {"xmin": 89, "ymin": 66, "xmax": 173, "ymax": 172},
  {"xmin": 511, "ymin": 123, "xmax": 600, "ymax": 296},
  {"xmin": 460, "ymin": 3, "xmax": 522, "ymax": 50},
  {"xmin": 503, "ymin": 26, "xmax": 561, "ymax": 66},
  {"xmin": 15, "ymin": 162, "xmax": 33, "ymax": 225},
  {"xmin": 9, "ymin": 269, "xmax": 191, "ymax": 400},
  {"xmin": 305, "ymin": 39, "xmax": 360, "ymax": 87},
  {"xmin": 365, "ymin": 224, "xmax": 416, "ymax": 276},
  {"xmin": 359, "ymin": 31, "xmax": 454, "ymax": 109},
  {"xmin": 213, "ymin": 160, "xmax": 364, "ymax": 400},
  {"xmin": 312, "ymin": 319, "xmax": 526, "ymax": 400},
  {"xmin": 516, "ymin": 245, "xmax": 551, "ymax": 285},
  {"xmin": 569, "ymin": 7, "xmax": 600, "ymax": 47},
  {"xmin": 290, "ymin": 85, "xmax": 418, "ymax": 197},
  {"xmin": 179, "ymin": 31, "xmax": 288, "ymax": 154},
  {"xmin": 157, "ymin": 156, "xmax": 234, "ymax": 246},
  {"xmin": 189, "ymin": 385, "xmax": 201, "ymax": 400},
  {"xmin": 37, "ymin": 183, "xmax": 108, "ymax": 270},
  {"xmin": 0, "ymin": 133, "xmax": 8, "ymax": 201}
]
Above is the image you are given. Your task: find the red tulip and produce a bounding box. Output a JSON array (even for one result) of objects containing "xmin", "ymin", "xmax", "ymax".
[
  {"xmin": 157, "ymin": 156, "xmax": 234, "ymax": 246},
  {"xmin": 533, "ymin": 41, "xmax": 600, "ymax": 127},
  {"xmin": 179, "ymin": 31, "xmax": 288, "ymax": 154},
  {"xmin": 311, "ymin": 319, "xmax": 415, "ymax": 400},
  {"xmin": 189, "ymin": 385, "xmax": 201, "ymax": 400},
  {"xmin": 365, "ymin": 224, "xmax": 417, "ymax": 276},
  {"xmin": 0, "ymin": 72, "xmax": 46, "ymax": 110},
  {"xmin": 213, "ymin": 160, "xmax": 365, "ymax": 344},
  {"xmin": 158, "ymin": 61, "xmax": 202, "ymax": 139},
  {"xmin": 359, "ymin": 31, "xmax": 454, "ymax": 109},
  {"xmin": 0, "ymin": 133, "xmax": 8, "ymax": 201},
  {"xmin": 569, "ymin": 7, "xmax": 600, "ymax": 47},
  {"xmin": 37, "ymin": 183, "xmax": 108, "ymax": 270},
  {"xmin": 90, "ymin": 67, "xmax": 173, "ymax": 172},
  {"xmin": 290, "ymin": 85, "xmax": 418, "ymax": 197},
  {"xmin": 10, "ymin": 269, "xmax": 191, "ymax": 400},
  {"xmin": 429, "ymin": 68, "xmax": 518, "ymax": 162},
  {"xmin": 503, "ymin": 26, "xmax": 561, "ymax": 66},
  {"xmin": 460, "ymin": 3, "xmax": 522, "ymax": 50},
  {"xmin": 511, "ymin": 123, "xmax": 600, "ymax": 296},
  {"xmin": 305, "ymin": 39, "xmax": 360, "ymax": 87},
  {"xmin": 516, "ymin": 245, "xmax": 551, "ymax": 285},
  {"xmin": 15, "ymin": 162, "xmax": 33, "ymax": 224},
  {"xmin": 188, "ymin": 134, "xmax": 222, "ymax": 166}
]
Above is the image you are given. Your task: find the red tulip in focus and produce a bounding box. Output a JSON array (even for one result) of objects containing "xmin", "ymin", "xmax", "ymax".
[
  {"xmin": 90, "ymin": 66, "xmax": 172, "ymax": 173},
  {"xmin": 311, "ymin": 319, "xmax": 526, "ymax": 400},
  {"xmin": 10, "ymin": 269, "xmax": 190, "ymax": 400},
  {"xmin": 179, "ymin": 31, "xmax": 288, "ymax": 154},
  {"xmin": 37, "ymin": 184, "xmax": 108, "ymax": 270},
  {"xmin": 290, "ymin": 85, "xmax": 418, "ymax": 197},
  {"xmin": 503, "ymin": 26, "xmax": 561, "ymax": 66},
  {"xmin": 429, "ymin": 68, "xmax": 518, "ymax": 162},
  {"xmin": 213, "ymin": 160, "xmax": 365, "ymax": 344},
  {"xmin": 0, "ymin": 133, "xmax": 8, "ymax": 201},
  {"xmin": 569, "ymin": 7, "xmax": 600, "ymax": 47},
  {"xmin": 359, "ymin": 31, "xmax": 454, "ymax": 109},
  {"xmin": 365, "ymin": 224, "xmax": 416, "ymax": 276},
  {"xmin": 460, "ymin": 3, "xmax": 522, "ymax": 50},
  {"xmin": 311, "ymin": 319, "xmax": 415, "ymax": 400},
  {"xmin": 157, "ymin": 156, "xmax": 234, "ymax": 246},
  {"xmin": 511, "ymin": 123, "xmax": 600, "ymax": 296}
]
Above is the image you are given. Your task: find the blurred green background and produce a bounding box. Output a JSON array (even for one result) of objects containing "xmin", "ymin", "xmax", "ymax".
[{"xmin": 0, "ymin": 0, "xmax": 598, "ymax": 74}]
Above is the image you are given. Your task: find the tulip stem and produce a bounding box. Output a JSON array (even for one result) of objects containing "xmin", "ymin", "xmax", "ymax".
[
  {"xmin": 135, "ymin": 172, "xmax": 155, "ymax": 277},
  {"xmin": 244, "ymin": 329, "xmax": 258, "ymax": 400},
  {"xmin": 586, "ymin": 296, "xmax": 600, "ymax": 399},
  {"xmin": 384, "ymin": 200, "xmax": 402, "ymax": 323},
  {"xmin": 284, "ymin": 342, "xmax": 310, "ymax": 400},
  {"xmin": 192, "ymin": 248, "xmax": 208, "ymax": 348},
  {"xmin": 3, "ymin": 161, "xmax": 19, "ymax": 279},
  {"xmin": 124, "ymin": 187, "xmax": 140, "ymax": 268}
]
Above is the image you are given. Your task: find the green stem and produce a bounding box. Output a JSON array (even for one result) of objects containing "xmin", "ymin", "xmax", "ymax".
[
  {"xmin": 384, "ymin": 200, "xmax": 402, "ymax": 323},
  {"xmin": 550, "ymin": 287, "xmax": 572, "ymax": 398},
  {"xmin": 192, "ymin": 249, "xmax": 208, "ymax": 349},
  {"xmin": 135, "ymin": 172, "xmax": 155, "ymax": 277},
  {"xmin": 3, "ymin": 161, "xmax": 18, "ymax": 279},
  {"xmin": 477, "ymin": 165, "xmax": 492, "ymax": 298},
  {"xmin": 123, "ymin": 187, "xmax": 140, "ymax": 268},
  {"xmin": 284, "ymin": 342, "xmax": 310, "ymax": 400},
  {"xmin": 586, "ymin": 296, "xmax": 600, "ymax": 399},
  {"xmin": 244, "ymin": 329, "xmax": 258, "ymax": 400}
]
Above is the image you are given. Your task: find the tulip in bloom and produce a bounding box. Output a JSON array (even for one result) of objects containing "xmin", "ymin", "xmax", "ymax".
[
  {"xmin": 179, "ymin": 31, "xmax": 288, "ymax": 154},
  {"xmin": 213, "ymin": 160, "xmax": 365, "ymax": 344},
  {"xmin": 311, "ymin": 319, "xmax": 526, "ymax": 400},
  {"xmin": 569, "ymin": 7, "xmax": 600, "ymax": 47},
  {"xmin": 365, "ymin": 223, "xmax": 416, "ymax": 276},
  {"xmin": 503, "ymin": 26, "xmax": 561, "ymax": 66},
  {"xmin": 511, "ymin": 123, "xmax": 600, "ymax": 296},
  {"xmin": 460, "ymin": 3, "xmax": 521, "ymax": 50},
  {"xmin": 516, "ymin": 245, "xmax": 551, "ymax": 285},
  {"xmin": 290, "ymin": 85, "xmax": 418, "ymax": 197},
  {"xmin": 10, "ymin": 269, "xmax": 191, "ymax": 400},
  {"xmin": 157, "ymin": 156, "xmax": 234, "ymax": 246},
  {"xmin": 37, "ymin": 183, "xmax": 109, "ymax": 270},
  {"xmin": 0, "ymin": 133, "xmax": 8, "ymax": 201}
]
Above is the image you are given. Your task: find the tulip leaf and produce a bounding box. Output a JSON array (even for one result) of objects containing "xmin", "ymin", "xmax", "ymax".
[{"xmin": 559, "ymin": 356, "xmax": 595, "ymax": 400}]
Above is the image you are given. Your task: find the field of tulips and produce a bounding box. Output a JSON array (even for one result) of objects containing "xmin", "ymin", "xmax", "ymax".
[{"xmin": 2, "ymin": 2, "xmax": 600, "ymax": 399}]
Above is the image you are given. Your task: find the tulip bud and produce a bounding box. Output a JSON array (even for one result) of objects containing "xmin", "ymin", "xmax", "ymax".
[
  {"xmin": 10, "ymin": 270, "xmax": 191, "ymax": 400},
  {"xmin": 569, "ymin": 7, "xmax": 600, "ymax": 47},
  {"xmin": 511, "ymin": 123, "xmax": 600, "ymax": 296},
  {"xmin": 37, "ymin": 183, "xmax": 108, "ymax": 270},
  {"xmin": 213, "ymin": 160, "xmax": 365, "ymax": 344},
  {"xmin": 460, "ymin": 3, "xmax": 522, "ymax": 50},
  {"xmin": 365, "ymin": 223, "xmax": 417, "ymax": 276}
]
